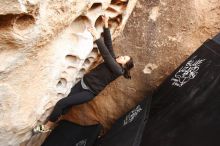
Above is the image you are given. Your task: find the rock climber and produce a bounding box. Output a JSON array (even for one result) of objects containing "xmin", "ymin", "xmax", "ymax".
[{"xmin": 33, "ymin": 15, "xmax": 134, "ymax": 133}]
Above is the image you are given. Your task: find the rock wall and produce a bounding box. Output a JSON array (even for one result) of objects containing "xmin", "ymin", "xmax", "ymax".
[
  {"xmin": 112, "ymin": 0, "xmax": 220, "ymax": 96},
  {"xmin": 0, "ymin": 0, "xmax": 137, "ymax": 146}
]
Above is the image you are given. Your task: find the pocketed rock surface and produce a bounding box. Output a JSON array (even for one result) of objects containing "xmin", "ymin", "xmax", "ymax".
[{"xmin": 0, "ymin": 0, "xmax": 137, "ymax": 145}]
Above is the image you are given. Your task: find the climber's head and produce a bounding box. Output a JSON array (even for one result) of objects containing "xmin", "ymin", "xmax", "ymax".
[{"xmin": 116, "ymin": 56, "xmax": 134, "ymax": 79}]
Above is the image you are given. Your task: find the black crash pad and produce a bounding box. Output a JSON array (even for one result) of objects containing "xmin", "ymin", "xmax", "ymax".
[{"xmin": 42, "ymin": 120, "xmax": 101, "ymax": 146}]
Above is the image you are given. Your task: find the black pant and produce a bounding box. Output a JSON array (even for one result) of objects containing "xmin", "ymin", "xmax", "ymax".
[{"xmin": 48, "ymin": 81, "xmax": 95, "ymax": 122}]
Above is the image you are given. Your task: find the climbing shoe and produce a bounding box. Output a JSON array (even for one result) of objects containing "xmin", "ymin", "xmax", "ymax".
[{"xmin": 33, "ymin": 124, "xmax": 51, "ymax": 134}]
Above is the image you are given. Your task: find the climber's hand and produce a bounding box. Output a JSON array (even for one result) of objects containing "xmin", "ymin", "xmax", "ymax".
[
  {"xmin": 102, "ymin": 14, "xmax": 109, "ymax": 28},
  {"xmin": 88, "ymin": 26, "xmax": 100, "ymax": 40}
]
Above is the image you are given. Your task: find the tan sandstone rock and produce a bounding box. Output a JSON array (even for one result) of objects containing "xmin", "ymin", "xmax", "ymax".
[{"xmin": 0, "ymin": 0, "xmax": 137, "ymax": 146}]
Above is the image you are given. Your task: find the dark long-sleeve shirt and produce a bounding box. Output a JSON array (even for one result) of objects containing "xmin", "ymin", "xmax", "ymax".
[
  {"xmin": 103, "ymin": 27, "xmax": 116, "ymax": 58},
  {"xmin": 83, "ymin": 28, "xmax": 123, "ymax": 95}
]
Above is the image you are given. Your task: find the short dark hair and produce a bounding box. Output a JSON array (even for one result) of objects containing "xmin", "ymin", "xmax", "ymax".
[{"xmin": 122, "ymin": 56, "xmax": 134, "ymax": 79}]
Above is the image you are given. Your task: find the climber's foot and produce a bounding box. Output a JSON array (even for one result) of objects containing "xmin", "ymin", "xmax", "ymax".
[{"xmin": 33, "ymin": 124, "xmax": 51, "ymax": 134}]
